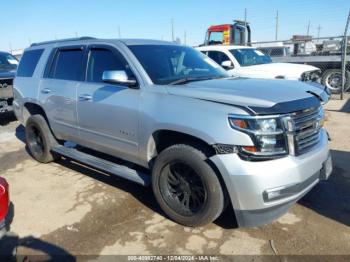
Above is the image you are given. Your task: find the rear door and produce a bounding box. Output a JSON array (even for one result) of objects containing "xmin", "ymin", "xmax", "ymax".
[
  {"xmin": 76, "ymin": 44, "xmax": 140, "ymax": 162},
  {"xmin": 39, "ymin": 46, "xmax": 85, "ymax": 141}
]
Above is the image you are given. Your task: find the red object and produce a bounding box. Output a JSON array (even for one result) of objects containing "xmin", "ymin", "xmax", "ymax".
[
  {"xmin": 0, "ymin": 177, "xmax": 9, "ymax": 222},
  {"xmin": 207, "ymin": 24, "xmax": 231, "ymax": 32}
]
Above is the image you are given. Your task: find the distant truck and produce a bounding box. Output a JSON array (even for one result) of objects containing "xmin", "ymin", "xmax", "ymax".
[
  {"xmin": 0, "ymin": 51, "xmax": 18, "ymax": 113},
  {"xmin": 204, "ymin": 20, "xmax": 251, "ymax": 46}
]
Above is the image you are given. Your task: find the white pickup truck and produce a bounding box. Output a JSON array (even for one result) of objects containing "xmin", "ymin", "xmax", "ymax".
[{"xmin": 196, "ymin": 45, "xmax": 324, "ymax": 83}]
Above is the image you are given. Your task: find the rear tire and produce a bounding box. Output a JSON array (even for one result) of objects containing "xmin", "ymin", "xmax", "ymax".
[
  {"xmin": 25, "ymin": 114, "xmax": 59, "ymax": 163},
  {"xmin": 152, "ymin": 144, "xmax": 224, "ymax": 227}
]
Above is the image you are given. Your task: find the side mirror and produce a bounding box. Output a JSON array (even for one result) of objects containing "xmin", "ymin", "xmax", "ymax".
[
  {"xmin": 102, "ymin": 70, "xmax": 137, "ymax": 87},
  {"xmin": 221, "ymin": 60, "xmax": 234, "ymax": 70}
]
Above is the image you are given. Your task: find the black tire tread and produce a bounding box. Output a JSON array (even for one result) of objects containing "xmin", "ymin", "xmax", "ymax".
[
  {"xmin": 25, "ymin": 114, "xmax": 59, "ymax": 163},
  {"xmin": 152, "ymin": 144, "xmax": 224, "ymax": 227}
]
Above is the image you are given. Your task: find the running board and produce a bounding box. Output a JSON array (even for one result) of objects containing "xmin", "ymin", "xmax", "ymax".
[{"xmin": 52, "ymin": 145, "xmax": 150, "ymax": 186}]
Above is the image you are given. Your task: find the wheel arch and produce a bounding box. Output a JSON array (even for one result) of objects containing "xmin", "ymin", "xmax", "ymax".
[
  {"xmin": 147, "ymin": 129, "xmax": 216, "ymax": 164},
  {"xmin": 23, "ymin": 102, "xmax": 48, "ymax": 125}
]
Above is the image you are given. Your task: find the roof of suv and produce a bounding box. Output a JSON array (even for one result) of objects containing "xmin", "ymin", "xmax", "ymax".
[{"xmin": 29, "ymin": 37, "xmax": 178, "ymax": 48}]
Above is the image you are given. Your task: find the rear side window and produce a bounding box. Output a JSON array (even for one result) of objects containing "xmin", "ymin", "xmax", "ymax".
[
  {"xmin": 17, "ymin": 49, "xmax": 44, "ymax": 77},
  {"xmin": 48, "ymin": 49, "xmax": 84, "ymax": 81}
]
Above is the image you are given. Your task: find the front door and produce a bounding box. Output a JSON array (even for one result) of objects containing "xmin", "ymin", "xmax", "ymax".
[{"xmin": 77, "ymin": 45, "xmax": 140, "ymax": 162}]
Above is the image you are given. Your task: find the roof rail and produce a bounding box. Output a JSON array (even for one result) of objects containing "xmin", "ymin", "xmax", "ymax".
[{"xmin": 30, "ymin": 36, "xmax": 97, "ymax": 47}]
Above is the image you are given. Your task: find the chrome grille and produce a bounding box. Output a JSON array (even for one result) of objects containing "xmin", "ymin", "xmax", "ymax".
[{"xmin": 292, "ymin": 107, "xmax": 322, "ymax": 155}]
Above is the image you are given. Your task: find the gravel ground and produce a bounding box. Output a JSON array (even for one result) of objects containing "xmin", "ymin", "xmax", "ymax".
[{"xmin": 0, "ymin": 96, "xmax": 349, "ymax": 259}]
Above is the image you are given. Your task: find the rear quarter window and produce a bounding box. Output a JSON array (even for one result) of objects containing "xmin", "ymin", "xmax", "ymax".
[{"xmin": 16, "ymin": 49, "xmax": 44, "ymax": 77}]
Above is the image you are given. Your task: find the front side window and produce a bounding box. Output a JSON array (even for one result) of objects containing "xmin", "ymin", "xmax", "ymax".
[
  {"xmin": 230, "ymin": 48, "xmax": 272, "ymax": 67},
  {"xmin": 16, "ymin": 49, "xmax": 43, "ymax": 77},
  {"xmin": 208, "ymin": 32, "xmax": 223, "ymax": 44},
  {"xmin": 49, "ymin": 49, "xmax": 83, "ymax": 81},
  {"xmin": 207, "ymin": 51, "xmax": 231, "ymax": 65},
  {"xmin": 87, "ymin": 48, "xmax": 129, "ymax": 82},
  {"xmin": 128, "ymin": 45, "xmax": 228, "ymax": 85}
]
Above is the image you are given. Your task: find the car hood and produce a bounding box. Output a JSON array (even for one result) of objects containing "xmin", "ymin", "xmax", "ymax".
[
  {"xmin": 166, "ymin": 78, "xmax": 327, "ymax": 115},
  {"xmin": 0, "ymin": 69, "xmax": 16, "ymax": 79},
  {"xmin": 232, "ymin": 63, "xmax": 319, "ymax": 80}
]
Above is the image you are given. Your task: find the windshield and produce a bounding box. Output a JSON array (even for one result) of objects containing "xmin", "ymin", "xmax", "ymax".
[
  {"xmin": 0, "ymin": 53, "xmax": 18, "ymax": 70},
  {"xmin": 128, "ymin": 45, "xmax": 228, "ymax": 85},
  {"xmin": 230, "ymin": 48, "xmax": 272, "ymax": 67}
]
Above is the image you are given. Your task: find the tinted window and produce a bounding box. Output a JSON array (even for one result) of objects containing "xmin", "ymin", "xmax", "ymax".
[
  {"xmin": 87, "ymin": 48, "xmax": 128, "ymax": 82},
  {"xmin": 129, "ymin": 45, "xmax": 228, "ymax": 85},
  {"xmin": 207, "ymin": 51, "xmax": 231, "ymax": 65},
  {"xmin": 17, "ymin": 49, "xmax": 44, "ymax": 77},
  {"xmin": 229, "ymin": 49, "xmax": 272, "ymax": 67},
  {"xmin": 49, "ymin": 49, "xmax": 83, "ymax": 81}
]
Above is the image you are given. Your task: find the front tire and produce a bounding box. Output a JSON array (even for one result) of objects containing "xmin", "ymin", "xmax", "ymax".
[
  {"xmin": 152, "ymin": 144, "xmax": 224, "ymax": 227},
  {"xmin": 25, "ymin": 114, "xmax": 59, "ymax": 163},
  {"xmin": 321, "ymin": 69, "xmax": 350, "ymax": 93}
]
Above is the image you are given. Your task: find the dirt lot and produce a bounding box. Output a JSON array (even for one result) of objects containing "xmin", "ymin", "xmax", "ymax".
[{"xmin": 0, "ymin": 96, "xmax": 350, "ymax": 258}]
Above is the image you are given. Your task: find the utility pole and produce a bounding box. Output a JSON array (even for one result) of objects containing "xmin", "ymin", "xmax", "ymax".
[
  {"xmin": 171, "ymin": 18, "xmax": 174, "ymax": 42},
  {"xmin": 275, "ymin": 10, "xmax": 279, "ymax": 41},
  {"xmin": 118, "ymin": 26, "xmax": 121, "ymax": 38},
  {"xmin": 341, "ymin": 10, "xmax": 350, "ymax": 100},
  {"xmin": 317, "ymin": 24, "xmax": 322, "ymax": 39},
  {"xmin": 306, "ymin": 20, "xmax": 311, "ymax": 36},
  {"xmin": 9, "ymin": 43, "xmax": 12, "ymax": 53},
  {"xmin": 184, "ymin": 30, "xmax": 187, "ymax": 45},
  {"xmin": 244, "ymin": 8, "xmax": 247, "ymax": 46}
]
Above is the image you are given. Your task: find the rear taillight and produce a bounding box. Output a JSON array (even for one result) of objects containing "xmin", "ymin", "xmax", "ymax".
[{"xmin": 0, "ymin": 177, "xmax": 9, "ymax": 222}]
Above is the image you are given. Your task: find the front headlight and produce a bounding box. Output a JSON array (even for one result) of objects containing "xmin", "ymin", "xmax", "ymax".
[
  {"xmin": 229, "ymin": 116, "xmax": 288, "ymax": 159},
  {"xmin": 301, "ymin": 70, "xmax": 321, "ymax": 83}
]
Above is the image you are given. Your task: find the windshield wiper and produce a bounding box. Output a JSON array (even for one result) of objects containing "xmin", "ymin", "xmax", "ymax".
[{"xmin": 169, "ymin": 76, "xmax": 225, "ymax": 85}]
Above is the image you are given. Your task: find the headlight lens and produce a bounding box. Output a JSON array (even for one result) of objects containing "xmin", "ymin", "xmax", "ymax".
[
  {"xmin": 229, "ymin": 116, "xmax": 287, "ymax": 158},
  {"xmin": 301, "ymin": 70, "xmax": 321, "ymax": 83}
]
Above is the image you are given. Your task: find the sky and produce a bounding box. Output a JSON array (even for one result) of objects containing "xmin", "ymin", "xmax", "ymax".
[{"xmin": 1, "ymin": 0, "xmax": 349, "ymax": 51}]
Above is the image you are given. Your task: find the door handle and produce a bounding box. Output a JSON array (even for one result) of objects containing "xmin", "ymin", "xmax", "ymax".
[
  {"xmin": 41, "ymin": 88, "xmax": 51, "ymax": 94},
  {"xmin": 78, "ymin": 94, "xmax": 92, "ymax": 101}
]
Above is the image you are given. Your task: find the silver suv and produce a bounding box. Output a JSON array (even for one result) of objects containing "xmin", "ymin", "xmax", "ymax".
[{"xmin": 13, "ymin": 38, "xmax": 332, "ymax": 227}]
